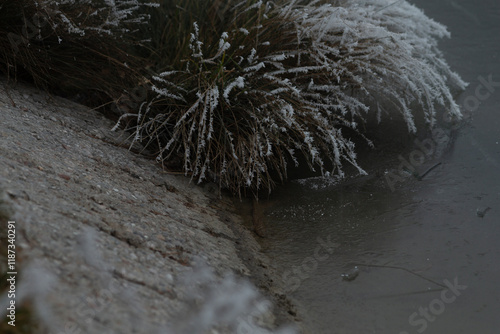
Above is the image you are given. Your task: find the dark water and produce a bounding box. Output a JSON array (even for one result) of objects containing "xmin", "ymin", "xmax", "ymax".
[{"xmin": 261, "ymin": 1, "xmax": 500, "ymax": 333}]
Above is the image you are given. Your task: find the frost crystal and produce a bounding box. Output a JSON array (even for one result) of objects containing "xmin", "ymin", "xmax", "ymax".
[
  {"xmin": 33, "ymin": 0, "xmax": 158, "ymax": 38},
  {"xmin": 120, "ymin": 0, "xmax": 466, "ymax": 196}
]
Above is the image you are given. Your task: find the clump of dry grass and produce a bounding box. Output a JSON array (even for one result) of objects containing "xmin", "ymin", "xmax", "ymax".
[
  {"xmin": 1, "ymin": 0, "xmax": 466, "ymax": 197},
  {"xmin": 120, "ymin": 0, "xmax": 323, "ymax": 195},
  {"xmin": 0, "ymin": 0, "xmax": 156, "ymax": 107},
  {"xmin": 117, "ymin": 0, "xmax": 466, "ymax": 196}
]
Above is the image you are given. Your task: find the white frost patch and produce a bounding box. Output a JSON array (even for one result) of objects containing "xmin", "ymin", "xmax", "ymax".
[
  {"xmin": 167, "ymin": 261, "xmax": 297, "ymax": 334},
  {"xmin": 223, "ymin": 76, "xmax": 245, "ymax": 103}
]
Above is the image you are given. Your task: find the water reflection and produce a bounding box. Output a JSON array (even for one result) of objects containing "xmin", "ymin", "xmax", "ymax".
[{"xmin": 260, "ymin": 0, "xmax": 500, "ymax": 333}]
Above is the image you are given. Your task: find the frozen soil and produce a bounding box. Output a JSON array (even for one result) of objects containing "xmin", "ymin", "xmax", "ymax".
[{"xmin": 0, "ymin": 79, "xmax": 305, "ymax": 333}]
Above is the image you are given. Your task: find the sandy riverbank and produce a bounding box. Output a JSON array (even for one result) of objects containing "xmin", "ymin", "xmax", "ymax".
[{"xmin": 0, "ymin": 79, "xmax": 305, "ymax": 334}]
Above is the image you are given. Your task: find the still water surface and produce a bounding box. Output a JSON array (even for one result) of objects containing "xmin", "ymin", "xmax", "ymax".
[{"xmin": 261, "ymin": 1, "xmax": 500, "ymax": 333}]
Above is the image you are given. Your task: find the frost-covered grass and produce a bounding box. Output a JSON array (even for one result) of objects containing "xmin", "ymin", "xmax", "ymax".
[
  {"xmin": 1, "ymin": 0, "xmax": 467, "ymax": 196},
  {"xmin": 119, "ymin": 0, "xmax": 466, "ymax": 196},
  {"xmin": 0, "ymin": 0, "xmax": 156, "ymax": 103}
]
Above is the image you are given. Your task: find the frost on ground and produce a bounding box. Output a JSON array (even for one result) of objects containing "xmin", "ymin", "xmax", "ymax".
[
  {"xmin": 1, "ymin": 0, "xmax": 466, "ymax": 195},
  {"xmin": 0, "ymin": 82, "xmax": 302, "ymax": 333},
  {"xmin": 167, "ymin": 261, "xmax": 296, "ymax": 334},
  {"xmin": 0, "ymin": 230, "xmax": 296, "ymax": 334}
]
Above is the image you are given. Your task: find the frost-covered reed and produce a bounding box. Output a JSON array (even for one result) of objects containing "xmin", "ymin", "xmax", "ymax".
[
  {"xmin": 0, "ymin": 0, "xmax": 156, "ymax": 102},
  {"xmin": 120, "ymin": 0, "xmax": 466, "ymax": 196},
  {"xmin": 1, "ymin": 0, "xmax": 466, "ymax": 196}
]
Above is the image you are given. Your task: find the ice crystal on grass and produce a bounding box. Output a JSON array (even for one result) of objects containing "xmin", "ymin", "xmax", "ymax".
[
  {"xmin": 1, "ymin": 0, "xmax": 466, "ymax": 197},
  {"xmin": 36, "ymin": 0, "xmax": 159, "ymax": 37},
  {"xmin": 117, "ymin": 0, "xmax": 465, "ymax": 196},
  {"xmin": 0, "ymin": 0, "xmax": 156, "ymax": 103}
]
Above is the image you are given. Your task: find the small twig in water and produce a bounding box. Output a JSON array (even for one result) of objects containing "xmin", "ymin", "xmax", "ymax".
[
  {"xmin": 476, "ymin": 207, "xmax": 491, "ymax": 218},
  {"xmin": 354, "ymin": 263, "xmax": 447, "ymax": 289},
  {"xmin": 417, "ymin": 162, "xmax": 442, "ymax": 181}
]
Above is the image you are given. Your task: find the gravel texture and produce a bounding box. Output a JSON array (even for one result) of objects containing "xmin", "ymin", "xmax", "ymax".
[{"xmin": 0, "ymin": 80, "xmax": 304, "ymax": 334}]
